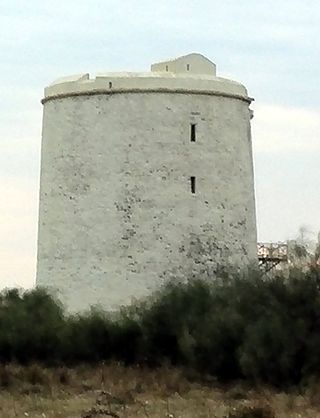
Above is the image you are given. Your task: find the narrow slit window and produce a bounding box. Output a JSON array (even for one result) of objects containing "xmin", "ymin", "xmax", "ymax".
[
  {"xmin": 109, "ymin": 82, "xmax": 113, "ymax": 88},
  {"xmin": 187, "ymin": 64, "xmax": 190, "ymax": 71},
  {"xmin": 190, "ymin": 123, "xmax": 196, "ymax": 142},
  {"xmin": 166, "ymin": 65, "xmax": 169, "ymax": 72},
  {"xmin": 190, "ymin": 176, "xmax": 196, "ymax": 194}
]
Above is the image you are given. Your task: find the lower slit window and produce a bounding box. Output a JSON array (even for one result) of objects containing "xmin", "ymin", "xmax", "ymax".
[{"xmin": 191, "ymin": 176, "xmax": 196, "ymax": 194}]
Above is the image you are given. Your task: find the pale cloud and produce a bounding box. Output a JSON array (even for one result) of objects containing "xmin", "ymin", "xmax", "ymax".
[
  {"xmin": 0, "ymin": 252, "xmax": 36, "ymax": 290},
  {"xmin": 252, "ymin": 104, "xmax": 320, "ymax": 154},
  {"xmin": 252, "ymin": 104, "xmax": 320, "ymax": 242},
  {"xmin": 0, "ymin": 177, "xmax": 38, "ymax": 289}
]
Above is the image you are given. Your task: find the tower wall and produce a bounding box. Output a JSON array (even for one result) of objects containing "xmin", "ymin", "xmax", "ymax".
[{"xmin": 37, "ymin": 62, "xmax": 257, "ymax": 312}]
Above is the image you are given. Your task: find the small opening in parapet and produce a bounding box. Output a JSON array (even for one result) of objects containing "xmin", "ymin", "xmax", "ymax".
[
  {"xmin": 166, "ymin": 65, "xmax": 169, "ymax": 72},
  {"xmin": 109, "ymin": 82, "xmax": 113, "ymax": 88},
  {"xmin": 187, "ymin": 64, "xmax": 190, "ymax": 71},
  {"xmin": 191, "ymin": 176, "xmax": 196, "ymax": 194},
  {"xmin": 190, "ymin": 124, "xmax": 196, "ymax": 142}
]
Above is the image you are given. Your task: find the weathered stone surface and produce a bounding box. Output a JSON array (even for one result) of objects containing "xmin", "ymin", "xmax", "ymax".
[{"xmin": 37, "ymin": 55, "xmax": 257, "ymax": 312}]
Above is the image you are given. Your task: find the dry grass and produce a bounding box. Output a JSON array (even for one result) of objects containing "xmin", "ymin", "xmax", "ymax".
[{"xmin": 0, "ymin": 364, "xmax": 319, "ymax": 417}]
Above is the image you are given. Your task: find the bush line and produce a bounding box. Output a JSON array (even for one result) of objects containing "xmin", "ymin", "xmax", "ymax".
[{"xmin": 1, "ymin": 266, "xmax": 320, "ymax": 387}]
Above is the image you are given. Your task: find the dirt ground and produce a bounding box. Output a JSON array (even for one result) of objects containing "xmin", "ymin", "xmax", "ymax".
[{"xmin": 1, "ymin": 363, "xmax": 320, "ymax": 417}]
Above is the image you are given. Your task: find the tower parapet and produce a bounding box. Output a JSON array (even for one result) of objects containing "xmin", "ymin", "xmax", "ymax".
[{"xmin": 43, "ymin": 54, "xmax": 251, "ymax": 104}]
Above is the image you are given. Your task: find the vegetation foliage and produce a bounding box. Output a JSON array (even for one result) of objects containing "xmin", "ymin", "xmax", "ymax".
[{"xmin": 1, "ymin": 266, "xmax": 320, "ymax": 387}]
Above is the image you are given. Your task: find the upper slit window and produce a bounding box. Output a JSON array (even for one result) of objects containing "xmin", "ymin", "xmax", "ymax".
[
  {"xmin": 187, "ymin": 64, "xmax": 190, "ymax": 71},
  {"xmin": 166, "ymin": 65, "xmax": 169, "ymax": 72},
  {"xmin": 190, "ymin": 124, "xmax": 196, "ymax": 142},
  {"xmin": 191, "ymin": 176, "xmax": 196, "ymax": 194}
]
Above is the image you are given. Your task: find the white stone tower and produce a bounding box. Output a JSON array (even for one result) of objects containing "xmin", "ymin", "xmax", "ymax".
[{"xmin": 37, "ymin": 53, "xmax": 257, "ymax": 312}]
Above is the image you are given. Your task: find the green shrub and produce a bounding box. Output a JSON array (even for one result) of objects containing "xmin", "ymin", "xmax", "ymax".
[
  {"xmin": 61, "ymin": 311, "xmax": 113, "ymax": 363},
  {"xmin": 135, "ymin": 266, "xmax": 320, "ymax": 385},
  {"xmin": 109, "ymin": 308, "xmax": 143, "ymax": 365},
  {"xmin": 0, "ymin": 288, "xmax": 64, "ymax": 363},
  {"xmin": 1, "ymin": 266, "xmax": 320, "ymax": 388}
]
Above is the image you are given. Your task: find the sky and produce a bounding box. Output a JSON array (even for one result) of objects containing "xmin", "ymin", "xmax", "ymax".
[{"xmin": 1, "ymin": 0, "xmax": 320, "ymax": 289}]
